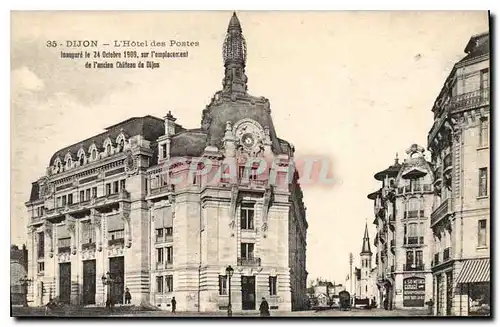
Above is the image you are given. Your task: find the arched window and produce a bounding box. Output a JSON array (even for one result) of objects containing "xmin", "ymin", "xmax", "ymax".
[
  {"xmin": 79, "ymin": 154, "xmax": 85, "ymax": 166},
  {"xmin": 92, "ymin": 149, "xmax": 97, "ymax": 160},
  {"xmin": 106, "ymin": 144, "xmax": 111, "ymax": 154},
  {"xmin": 66, "ymin": 158, "xmax": 72, "ymax": 169},
  {"xmin": 119, "ymin": 139, "xmax": 125, "ymax": 152},
  {"xmin": 57, "ymin": 161, "xmax": 62, "ymax": 173}
]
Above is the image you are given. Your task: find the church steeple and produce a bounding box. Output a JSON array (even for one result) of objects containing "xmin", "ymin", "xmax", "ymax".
[
  {"xmin": 222, "ymin": 12, "xmax": 248, "ymax": 95},
  {"xmin": 361, "ymin": 222, "xmax": 372, "ymax": 255}
]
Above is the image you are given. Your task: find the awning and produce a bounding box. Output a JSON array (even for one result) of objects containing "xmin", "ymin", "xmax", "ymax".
[{"xmin": 455, "ymin": 258, "xmax": 490, "ymax": 284}]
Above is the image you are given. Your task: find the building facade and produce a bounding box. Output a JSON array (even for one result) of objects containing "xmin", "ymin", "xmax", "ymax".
[
  {"xmin": 369, "ymin": 146, "xmax": 434, "ymax": 310},
  {"xmin": 11, "ymin": 245, "xmax": 28, "ymax": 305},
  {"xmin": 24, "ymin": 13, "xmax": 308, "ymax": 312},
  {"xmin": 427, "ymin": 32, "xmax": 490, "ymax": 316}
]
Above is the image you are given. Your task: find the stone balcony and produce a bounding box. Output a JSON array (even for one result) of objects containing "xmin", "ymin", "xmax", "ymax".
[
  {"xmin": 431, "ymin": 198, "xmax": 453, "ymax": 227},
  {"xmin": 396, "ymin": 183, "xmax": 433, "ymax": 196},
  {"xmin": 237, "ymin": 257, "xmax": 261, "ymax": 267},
  {"xmin": 44, "ymin": 190, "xmax": 130, "ymax": 220},
  {"xmin": 449, "ymin": 88, "xmax": 490, "ymax": 113},
  {"xmin": 403, "ymin": 263, "xmax": 425, "ymax": 271}
]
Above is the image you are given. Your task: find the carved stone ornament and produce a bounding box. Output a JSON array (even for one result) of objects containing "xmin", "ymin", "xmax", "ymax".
[
  {"xmin": 233, "ymin": 118, "xmax": 265, "ymax": 157},
  {"xmin": 124, "ymin": 150, "xmax": 139, "ymax": 175},
  {"xmin": 229, "ymin": 185, "xmax": 239, "ymax": 237}
]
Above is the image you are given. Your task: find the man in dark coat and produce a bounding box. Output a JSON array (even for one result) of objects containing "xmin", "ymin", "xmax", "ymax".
[
  {"xmin": 259, "ymin": 297, "xmax": 270, "ymax": 317},
  {"xmin": 124, "ymin": 288, "xmax": 131, "ymax": 304},
  {"xmin": 171, "ymin": 297, "xmax": 177, "ymax": 313}
]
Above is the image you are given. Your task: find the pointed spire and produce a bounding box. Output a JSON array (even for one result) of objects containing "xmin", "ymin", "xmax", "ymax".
[
  {"xmin": 222, "ymin": 12, "xmax": 248, "ymax": 95},
  {"xmin": 395, "ymin": 152, "xmax": 399, "ymax": 165},
  {"xmin": 228, "ymin": 12, "xmax": 242, "ymax": 32},
  {"xmin": 361, "ymin": 222, "xmax": 372, "ymax": 255}
]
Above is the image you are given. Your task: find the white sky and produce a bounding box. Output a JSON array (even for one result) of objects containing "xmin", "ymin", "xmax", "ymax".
[{"xmin": 11, "ymin": 11, "xmax": 489, "ymax": 284}]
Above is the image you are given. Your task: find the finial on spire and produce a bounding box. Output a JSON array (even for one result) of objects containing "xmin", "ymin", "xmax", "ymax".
[
  {"xmin": 222, "ymin": 12, "xmax": 248, "ymax": 95},
  {"xmin": 395, "ymin": 152, "xmax": 399, "ymax": 164}
]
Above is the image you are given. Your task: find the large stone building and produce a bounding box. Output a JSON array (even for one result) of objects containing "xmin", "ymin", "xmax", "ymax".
[
  {"xmin": 24, "ymin": 13, "xmax": 308, "ymax": 312},
  {"xmin": 427, "ymin": 31, "xmax": 490, "ymax": 316},
  {"xmin": 369, "ymin": 146, "xmax": 434, "ymax": 310}
]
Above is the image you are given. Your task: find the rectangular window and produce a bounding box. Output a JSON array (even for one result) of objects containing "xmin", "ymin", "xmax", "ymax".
[
  {"xmin": 37, "ymin": 232, "xmax": 45, "ymax": 259},
  {"xmin": 406, "ymin": 251, "xmax": 414, "ymax": 268},
  {"xmin": 415, "ymin": 250, "xmax": 423, "ymax": 266},
  {"xmin": 85, "ymin": 189, "xmax": 91, "ymax": 200},
  {"xmin": 162, "ymin": 144, "xmax": 167, "ymax": 159},
  {"xmin": 241, "ymin": 243, "xmax": 255, "ymax": 259},
  {"xmin": 106, "ymin": 183, "xmax": 111, "ymax": 195},
  {"xmin": 82, "ymin": 222, "xmax": 94, "ymax": 244},
  {"xmin": 165, "ymin": 275, "xmax": 174, "ymax": 292},
  {"xmin": 120, "ymin": 179, "xmax": 126, "ymax": 191},
  {"xmin": 156, "ymin": 248, "xmax": 164, "ymax": 263},
  {"xmin": 67, "ymin": 193, "xmax": 73, "ymax": 205},
  {"xmin": 478, "ymin": 219, "xmax": 487, "ymax": 247},
  {"xmin": 155, "ymin": 228, "xmax": 164, "ymax": 242},
  {"xmin": 240, "ymin": 203, "xmax": 255, "ymax": 230},
  {"xmin": 479, "ymin": 168, "xmax": 488, "ymax": 197},
  {"xmin": 269, "ymin": 276, "xmax": 277, "ymax": 296},
  {"xmin": 61, "ymin": 195, "xmax": 67, "ymax": 206},
  {"xmin": 113, "ymin": 181, "xmax": 119, "ymax": 193},
  {"xmin": 166, "ymin": 246, "xmax": 173, "ymax": 264},
  {"xmin": 165, "ymin": 227, "xmax": 173, "ymax": 237},
  {"xmin": 80, "ymin": 190, "xmax": 85, "ymax": 202},
  {"xmin": 92, "ymin": 187, "xmax": 97, "ymax": 198},
  {"xmin": 479, "ymin": 118, "xmax": 489, "ymax": 147},
  {"xmin": 156, "ymin": 276, "xmax": 163, "ymax": 293},
  {"xmin": 480, "ymin": 68, "xmax": 489, "ymax": 89},
  {"xmin": 56, "ymin": 197, "xmax": 61, "ymax": 207},
  {"xmin": 37, "ymin": 262, "xmax": 45, "ymax": 274},
  {"xmin": 219, "ymin": 275, "xmax": 228, "ymax": 295}
]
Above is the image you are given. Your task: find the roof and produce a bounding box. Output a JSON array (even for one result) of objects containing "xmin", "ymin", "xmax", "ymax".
[
  {"xmin": 49, "ymin": 115, "xmax": 166, "ymax": 166},
  {"xmin": 169, "ymin": 130, "xmax": 208, "ymax": 157},
  {"xmin": 29, "ymin": 182, "xmax": 40, "ymax": 202},
  {"xmin": 374, "ymin": 159, "xmax": 401, "ymax": 181},
  {"xmin": 458, "ymin": 33, "xmax": 489, "ymax": 65}
]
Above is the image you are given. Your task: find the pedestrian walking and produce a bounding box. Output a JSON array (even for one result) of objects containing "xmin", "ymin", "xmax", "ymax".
[
  {"xmin": 259, "ymin": 297, "xmax": 270, "ymax": 317},
  {"xmin": 124, "ymin": 288, "xmax": 131, "ymax": 304},
  {"xmin": 425, "ymin": 298, "xmax": 434, "ymax": 316},
  {"xmin": 171, "ymin": 296, "xmax": 176, "ymax": 313}
]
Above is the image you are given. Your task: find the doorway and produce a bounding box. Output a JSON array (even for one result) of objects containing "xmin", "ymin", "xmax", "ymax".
[
  {"xmin": 83, "ymin": 260, "xmax": 96, "ymax": 305},
  {"xmin": 109, "ymin": 257, "xmax": 125, "ymax": 304},
  {"xmin": 241, "ymin": 276, "xmax": 256, "ymax": 310},
  {"xmin": 59, "ymin": 263, "xmax": 71, "ymax": 304}
]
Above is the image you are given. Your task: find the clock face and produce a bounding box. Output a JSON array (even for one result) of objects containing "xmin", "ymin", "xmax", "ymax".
[
  {"xmin": 233, "ymin": 119, "xmax": 265, "ymax": 152},
  {"xmin": 241, "ymin": 133, "xmax": 256, "ymax": 149}
]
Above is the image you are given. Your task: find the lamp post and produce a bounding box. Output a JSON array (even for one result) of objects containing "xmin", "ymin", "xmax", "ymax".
[
  {"xmin": 225, "ymin": 265, "xmax": 234, "ymax": 317},
  {"xmin": 101, "ymin": 272, "xmax": 114, "ymax": 307},
  {"xmin": 19, "ymin": 275, "xmax": 32, "ymax": 307}
]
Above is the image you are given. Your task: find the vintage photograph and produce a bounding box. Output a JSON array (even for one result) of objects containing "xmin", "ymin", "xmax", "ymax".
[{"xmin": 10, "ymin": 11, "xmax": 490, "ymax": 317}]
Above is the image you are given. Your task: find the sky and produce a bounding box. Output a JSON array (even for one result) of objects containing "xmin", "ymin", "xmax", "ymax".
[{"xmin": 10, "ymin": 11, "xmax": 489, "ymax": 284}]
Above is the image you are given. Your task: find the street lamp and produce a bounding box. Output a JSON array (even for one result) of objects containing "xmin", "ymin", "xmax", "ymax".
[
  {"xmin": 101, "ymin": 272, "xmax": 114, "ymax": 307},
  {"xmin": 19, "ymin": 275, "xmax": 32, "ymax": 307},
  {"xmin": 225, "ymin": 265, "xmax": 234, "ymax": 317}
]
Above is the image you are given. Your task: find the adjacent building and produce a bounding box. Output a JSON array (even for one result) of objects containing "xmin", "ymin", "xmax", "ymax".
[
  {"xmin": 427, "ymin": 31, "xmax": 490, "ymax": 316},
  {"xmin": 11, "ymin": 245, "xmax": 28, "ymax": 305},
  {"xmin": 369, "ymin": 146, "xmax": 434, "ymax": 310},
  {"xmin": 24, "ymin": 13, "xmax": 308, "ymax": 312}
]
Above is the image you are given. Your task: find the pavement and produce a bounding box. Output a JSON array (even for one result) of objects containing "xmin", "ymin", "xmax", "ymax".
[{"xmin": 12, "ymin": 306, "xmax": 430, "ymax": 318}]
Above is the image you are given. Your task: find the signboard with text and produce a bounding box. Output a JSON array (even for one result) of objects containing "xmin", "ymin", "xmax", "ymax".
[{"xmin": 403, "ymin": 277, "xmax": 425, "ymax": 307}]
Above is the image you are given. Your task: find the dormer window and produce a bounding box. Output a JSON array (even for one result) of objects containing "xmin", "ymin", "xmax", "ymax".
[
  {"xmin": 66, "ymin": 158, "xmax": 72, "ymax": 169},
  {"xmin": 57, "ymin": 162, "xmax": 62, "ymax": 172},
  {"xmin": 91, "ymin": 149, "xmax": 97, "ymax": 160},
  {"xmin": 106, "ymin": 144, "xmax": 112, "ymax": 155},
  {"xmin": 79, "ymin": 155, "xmax": 85, "ymax": 166},
  {"xmin": 119, "ymin": 139, "xmax": 125, "ymax": 152}
]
